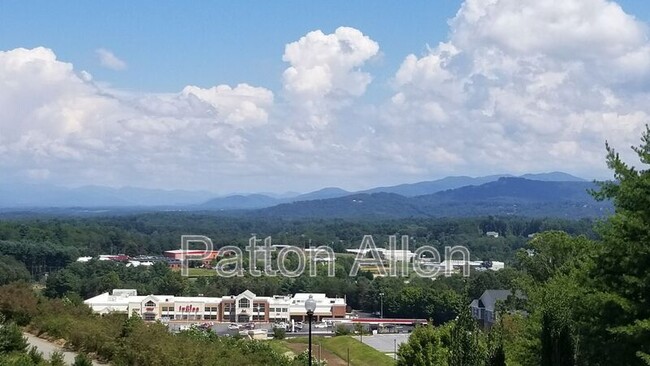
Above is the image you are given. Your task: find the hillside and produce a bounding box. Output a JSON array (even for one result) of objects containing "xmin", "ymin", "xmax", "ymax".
[{"xmin": 253, "ymin": 178, "xmax": 611, "ymax": 218}]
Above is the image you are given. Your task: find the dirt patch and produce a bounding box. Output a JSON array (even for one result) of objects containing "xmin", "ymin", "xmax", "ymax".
[{"xmin": 286, "ymin": 343, "xmax": 348, "ymax": 366}]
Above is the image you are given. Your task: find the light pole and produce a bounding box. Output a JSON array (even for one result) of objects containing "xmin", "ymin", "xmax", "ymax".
[
  {"xmin": 305, "ymin": 294, "xmax": 317, "ymax": 366},
  {"xmin": 379, "ymin": 292, "xmax": 384, "ymax": 319},
  {"xmin": 394, "ymin": 338, "xmax": 397, "ymax": 360}
]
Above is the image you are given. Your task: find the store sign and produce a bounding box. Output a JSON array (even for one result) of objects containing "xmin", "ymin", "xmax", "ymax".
[{"xmin": 179, "ymin": 305, "xmax": 200, "ymax": 312}]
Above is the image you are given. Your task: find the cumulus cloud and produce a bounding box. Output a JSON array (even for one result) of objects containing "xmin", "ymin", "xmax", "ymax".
[
  {"xmin": 4, "ymin": 3, "xmax": 650, "ymax": 192},
  {"xmin": 0, "ymin": 47, "xmax": 276, "ymax": 190},
  {"xmin": 96, "ymin": 48, "xmax": 127, "ymax": 70},
  {"xmin": 182, "ymin": 84, "xmax": 273, "ymax": 127},
  {"xmin": 383, "ymin": 0, "xmax": 650, "ymax": 178},
  {"xmin": 283, "ymin": 26, "xmax": 379, "ymax": 98},
  {"xmin": 281, "ymin": 27, "xmax": 379, "ymax": 134}
]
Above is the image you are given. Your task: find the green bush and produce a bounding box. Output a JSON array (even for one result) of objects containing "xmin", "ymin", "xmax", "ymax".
[
  {"xmin": 273, "ymin": 327, "xmax": 287, "ymax": 340},
  {"xmin": 335, "ymin": 324, "xmax": 351, "ymax": 336}
]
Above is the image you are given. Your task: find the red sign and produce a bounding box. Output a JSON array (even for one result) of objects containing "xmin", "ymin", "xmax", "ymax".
[{"xmin": 178, "ymin": 305, "xmax": 200, "ymax": 312}]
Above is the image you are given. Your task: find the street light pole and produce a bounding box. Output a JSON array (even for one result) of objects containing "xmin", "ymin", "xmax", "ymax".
[
  {"xmin": 305, "ymin": 295, "xmax": 317, "ymax": 366},
  {"xmin": 394, "ymin": 338, "xmax": 397, "ymax": 360},
  {"xmin": 379, "ymin": 292, "xmax": 384, "ymax": 319}
]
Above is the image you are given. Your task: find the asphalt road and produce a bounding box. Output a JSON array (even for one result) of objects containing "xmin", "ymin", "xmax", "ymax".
[{"xmin": 23, "ymin": 333, "xmax": 106, "ymax": 366}]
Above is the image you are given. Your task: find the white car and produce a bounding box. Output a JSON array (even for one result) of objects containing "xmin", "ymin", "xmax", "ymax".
[
  {"xmin": 227, "ymin": 323, "xmax": 240, "ymax": 330},
  {"xmin": 272, "ymin": 322, "xmax": 288, "ymax": 329},
  {"xmin": 313, "ymin": 322, "xmax": 328, "ymax": 329}
]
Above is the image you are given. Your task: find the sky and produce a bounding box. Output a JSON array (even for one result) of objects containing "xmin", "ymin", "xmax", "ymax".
[{"xmin": 1, "ymin": 0, "xmax": 650, "ymax": 194}]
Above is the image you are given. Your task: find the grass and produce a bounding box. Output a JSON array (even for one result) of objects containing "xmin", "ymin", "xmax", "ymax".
[
  {"xmin": 286, "ymin": 336, "xmax": 395, "ymax": 366},
  {"xmin": 268, "ymin": 339, "xmax": 294, "ymax": 355},
  {"xmin": 186, "ymin": 268, "xmax": 217, "ymax": 277}
]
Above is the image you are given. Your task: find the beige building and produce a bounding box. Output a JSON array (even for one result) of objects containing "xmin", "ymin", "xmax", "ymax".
[{"xmin": 84, "ymin": 289, "xmax": 346, "ymax": 323}]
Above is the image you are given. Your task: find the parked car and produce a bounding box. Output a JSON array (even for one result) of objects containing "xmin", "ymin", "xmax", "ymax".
[
  {"xmin": 272, "ymin": 322, "xmax": 288, "ymax": 329},
  {"xmin": 313, "ymin": 322, "xmax": 328, "ymax": 329},
  {"xmin": 244, "ymin": 322, "xmax": 255, "ymax": 330},
  {"xmin": 227, "ymin": 323, "xmax": 240, "ymax": 330},
  {"xmin": 294, "ymin": 322, "xmax": 304, "ymax": 330}
]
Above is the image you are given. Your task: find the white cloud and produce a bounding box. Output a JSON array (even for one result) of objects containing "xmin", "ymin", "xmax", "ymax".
[
  {"xmin": 282, "ymin": 26, "xmax": 379, "ymax": 98},
  {"xmin": 0, "ymin": 46, "xmax": 277, "ymax": 190},
  {"xmin": 182, "ymin": 84, "xmax": 273, "ymax": 127},
  {"xmin": 3, "ymin": 4, "xmax": 650, "ymax": 193},
  {"xmin": 383, "ymin": 0, "xmax": 650, "ymax": 179},
  {"xmin": 281, "ymin": 27, "xmax": 379, "ymax": 134},
  {"xmin": 96, "ymin": 48, "xmax": 127, "ymax": 70}
]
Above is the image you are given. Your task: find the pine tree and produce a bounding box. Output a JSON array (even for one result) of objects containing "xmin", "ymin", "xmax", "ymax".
[
  {"xmin": 448, "ymin": 307, "xmax": 486, "ymax": 366},
  {"xmin": 586, "ymin": 125, "xmax": 650, "ymax": 365},
  {"xmin": 0, "ymin": 322, "xmax": 27, "ymax": 355}
]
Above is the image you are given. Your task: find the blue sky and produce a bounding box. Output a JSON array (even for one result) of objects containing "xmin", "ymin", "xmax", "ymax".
[
  {"xmin": 0, "ymin": 1, "xmax": 462, "ymax": 94},
  {"xmin": 2, "ymin": 0, "xmax": 650, "ymax": 193}
]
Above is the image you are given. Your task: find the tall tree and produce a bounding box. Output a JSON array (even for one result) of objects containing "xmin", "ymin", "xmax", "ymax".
[
  {"xmin": 0, "ymin": 316, "xmax": 28, "ymax": 355},
  {"xmin": 397, "ymin": 324, "xmax": 449, "ymax": 366},
  {"xmin": 586, "ymin": 126, "xmax": 650, "ymax": 365},
  {"xmin": 448, "ymin": 307, "xmax": 486, "ymax": 366}
]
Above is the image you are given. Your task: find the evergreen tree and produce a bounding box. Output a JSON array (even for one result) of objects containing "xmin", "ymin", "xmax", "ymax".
[
  {"xmin": 49, "ymin": 351, "xmax": 66, "ymax": 366},
  {"xmin": 73, "ymin": 352, "xmax": 93, "ymax": 366},
  {"xmin": 0, "ymin": 322, "xmax": 28, "ymax": 355},
  {"xmin": 586, "ymin": 126, "xmax": 650, "ymax": 365},
  {"xmin": 448, "ymin": 307, "xmax": 486, "ymax": 366},
  {"xmin": 540, "ymin": 310, "xmax": 575, "ymax": 366}
]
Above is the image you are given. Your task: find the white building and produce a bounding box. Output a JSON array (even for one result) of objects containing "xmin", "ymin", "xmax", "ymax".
[
  {"xmin": 84, "ymin": 289, "xmax": 346, "ymax": 323},
  {"xmin": 345, "ymin": 248, "xmax": 415, "ymax": 261}
]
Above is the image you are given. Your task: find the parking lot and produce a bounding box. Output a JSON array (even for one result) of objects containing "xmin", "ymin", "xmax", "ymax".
[
  {"xmin": 166, "ymin": 321, "xmax": 335, "ymax": 337},
  {"xmin": 357, "ymin": 333, "xmax": 410, "ymax": 359}
]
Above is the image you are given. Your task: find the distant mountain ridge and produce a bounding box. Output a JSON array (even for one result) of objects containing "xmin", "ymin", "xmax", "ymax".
[
  {"xmin": 200, "ymin": 172, "xmax": 587, "ymax": 210},
  {"xmin": 0, "ymin": 172, "xmax": 591, "ymax": 214},
  {"xmin": 253, "ymin": 177, "xmax": 610, "ymax": 219},
  {"xmin": 359, "ymin": 172, "xmax": 584, "ymax": 197},
  {"xmin": 0, "ymin": 183, "xmax": 215, "ymax": 208}
]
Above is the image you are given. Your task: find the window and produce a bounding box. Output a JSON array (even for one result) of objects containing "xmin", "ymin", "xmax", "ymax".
[
  {"xmin": 252, "ymin": 315, "xmax": 265, "ymax": 321},
  {"xmin": 207, "ymin": 306, "xmax": 218, "ymax": 312},
  {"xmin": 282, "ymin": 308, "xmax": 288, "ymax": 312},
  {"xmin": 269, "ymin": 307, "xmax": 275, "ymax": 313},
  {"xmin": 143, "ymin": 313, "xmax": 156, "ymax": 321},
  {"xmin": 224, "ymin": 303, "xmax": 234, "ymax": 312},
  {"xmin": 204, "ymin": 315, "xmax": 217, "ymax": 320},
  {"xmin": 145, "ymin": 300, "xmax": 156, "ymax": 307},
  {"xmin": 238, "ymin": 298, "xmax": 250, "ymax": 308}
]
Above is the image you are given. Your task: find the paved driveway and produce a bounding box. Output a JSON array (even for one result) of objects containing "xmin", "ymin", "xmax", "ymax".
[{"xmin": 23, "ymin": 333, "xmax": 106, "ymax": 365}]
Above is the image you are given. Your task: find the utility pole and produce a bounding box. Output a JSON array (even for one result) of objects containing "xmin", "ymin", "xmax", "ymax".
[{"xmin": 394, "ymin": 338, "xmax": 397, "ymax": 360}]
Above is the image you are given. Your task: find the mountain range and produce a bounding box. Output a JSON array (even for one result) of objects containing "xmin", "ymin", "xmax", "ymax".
[
  {"xmin": 0, "ymin": 172, "xmax": 611, "ymax": 218},
  {"xmin": 253, "ymin": 177, "xmax": 609, "ymax": 219}
]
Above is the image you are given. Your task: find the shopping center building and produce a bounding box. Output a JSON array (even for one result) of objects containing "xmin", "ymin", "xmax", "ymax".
[{"xmin": 84, "ymin": 289, "xmax": 347, "ymax": 323}]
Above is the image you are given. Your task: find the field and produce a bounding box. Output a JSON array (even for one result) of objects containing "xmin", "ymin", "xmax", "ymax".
[{"xmin": 277, "ymin": 336, "xmax": 395, "ymax": 366}]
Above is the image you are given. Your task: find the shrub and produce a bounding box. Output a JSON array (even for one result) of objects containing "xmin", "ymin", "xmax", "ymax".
[
  {"xmin": 273, "ymin": 327, "xmax": 286, "ymax": 340},
  {"xmin": 335, "ymin": 324, "xmax": 351, "ymax": 336}
]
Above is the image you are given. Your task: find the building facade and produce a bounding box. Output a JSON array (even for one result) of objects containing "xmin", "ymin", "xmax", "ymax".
[
  {"xmin": 84, "ymin": 289, "xmax": 346, "ymax": 323},
  {"xmin": 163, "ymin": 250, "xmax": 219, "ymax": 266},
  {"xmin": 469, "ymin": 289, "xmax": 512, "ymax": 328}
]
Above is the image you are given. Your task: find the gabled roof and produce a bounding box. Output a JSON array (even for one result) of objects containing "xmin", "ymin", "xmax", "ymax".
[
  {"xmin": 237, "ymin": 290, "xmax": 256, "ymax": 300},
  {"xmin": 479, "ymin": 290, "xmax": 512, "ymax": 311}
]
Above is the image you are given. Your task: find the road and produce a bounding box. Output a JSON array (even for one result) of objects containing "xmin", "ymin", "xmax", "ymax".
[{"xmin": 23, "ymin": 333, "xmax": 106, "ymax": 365}]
